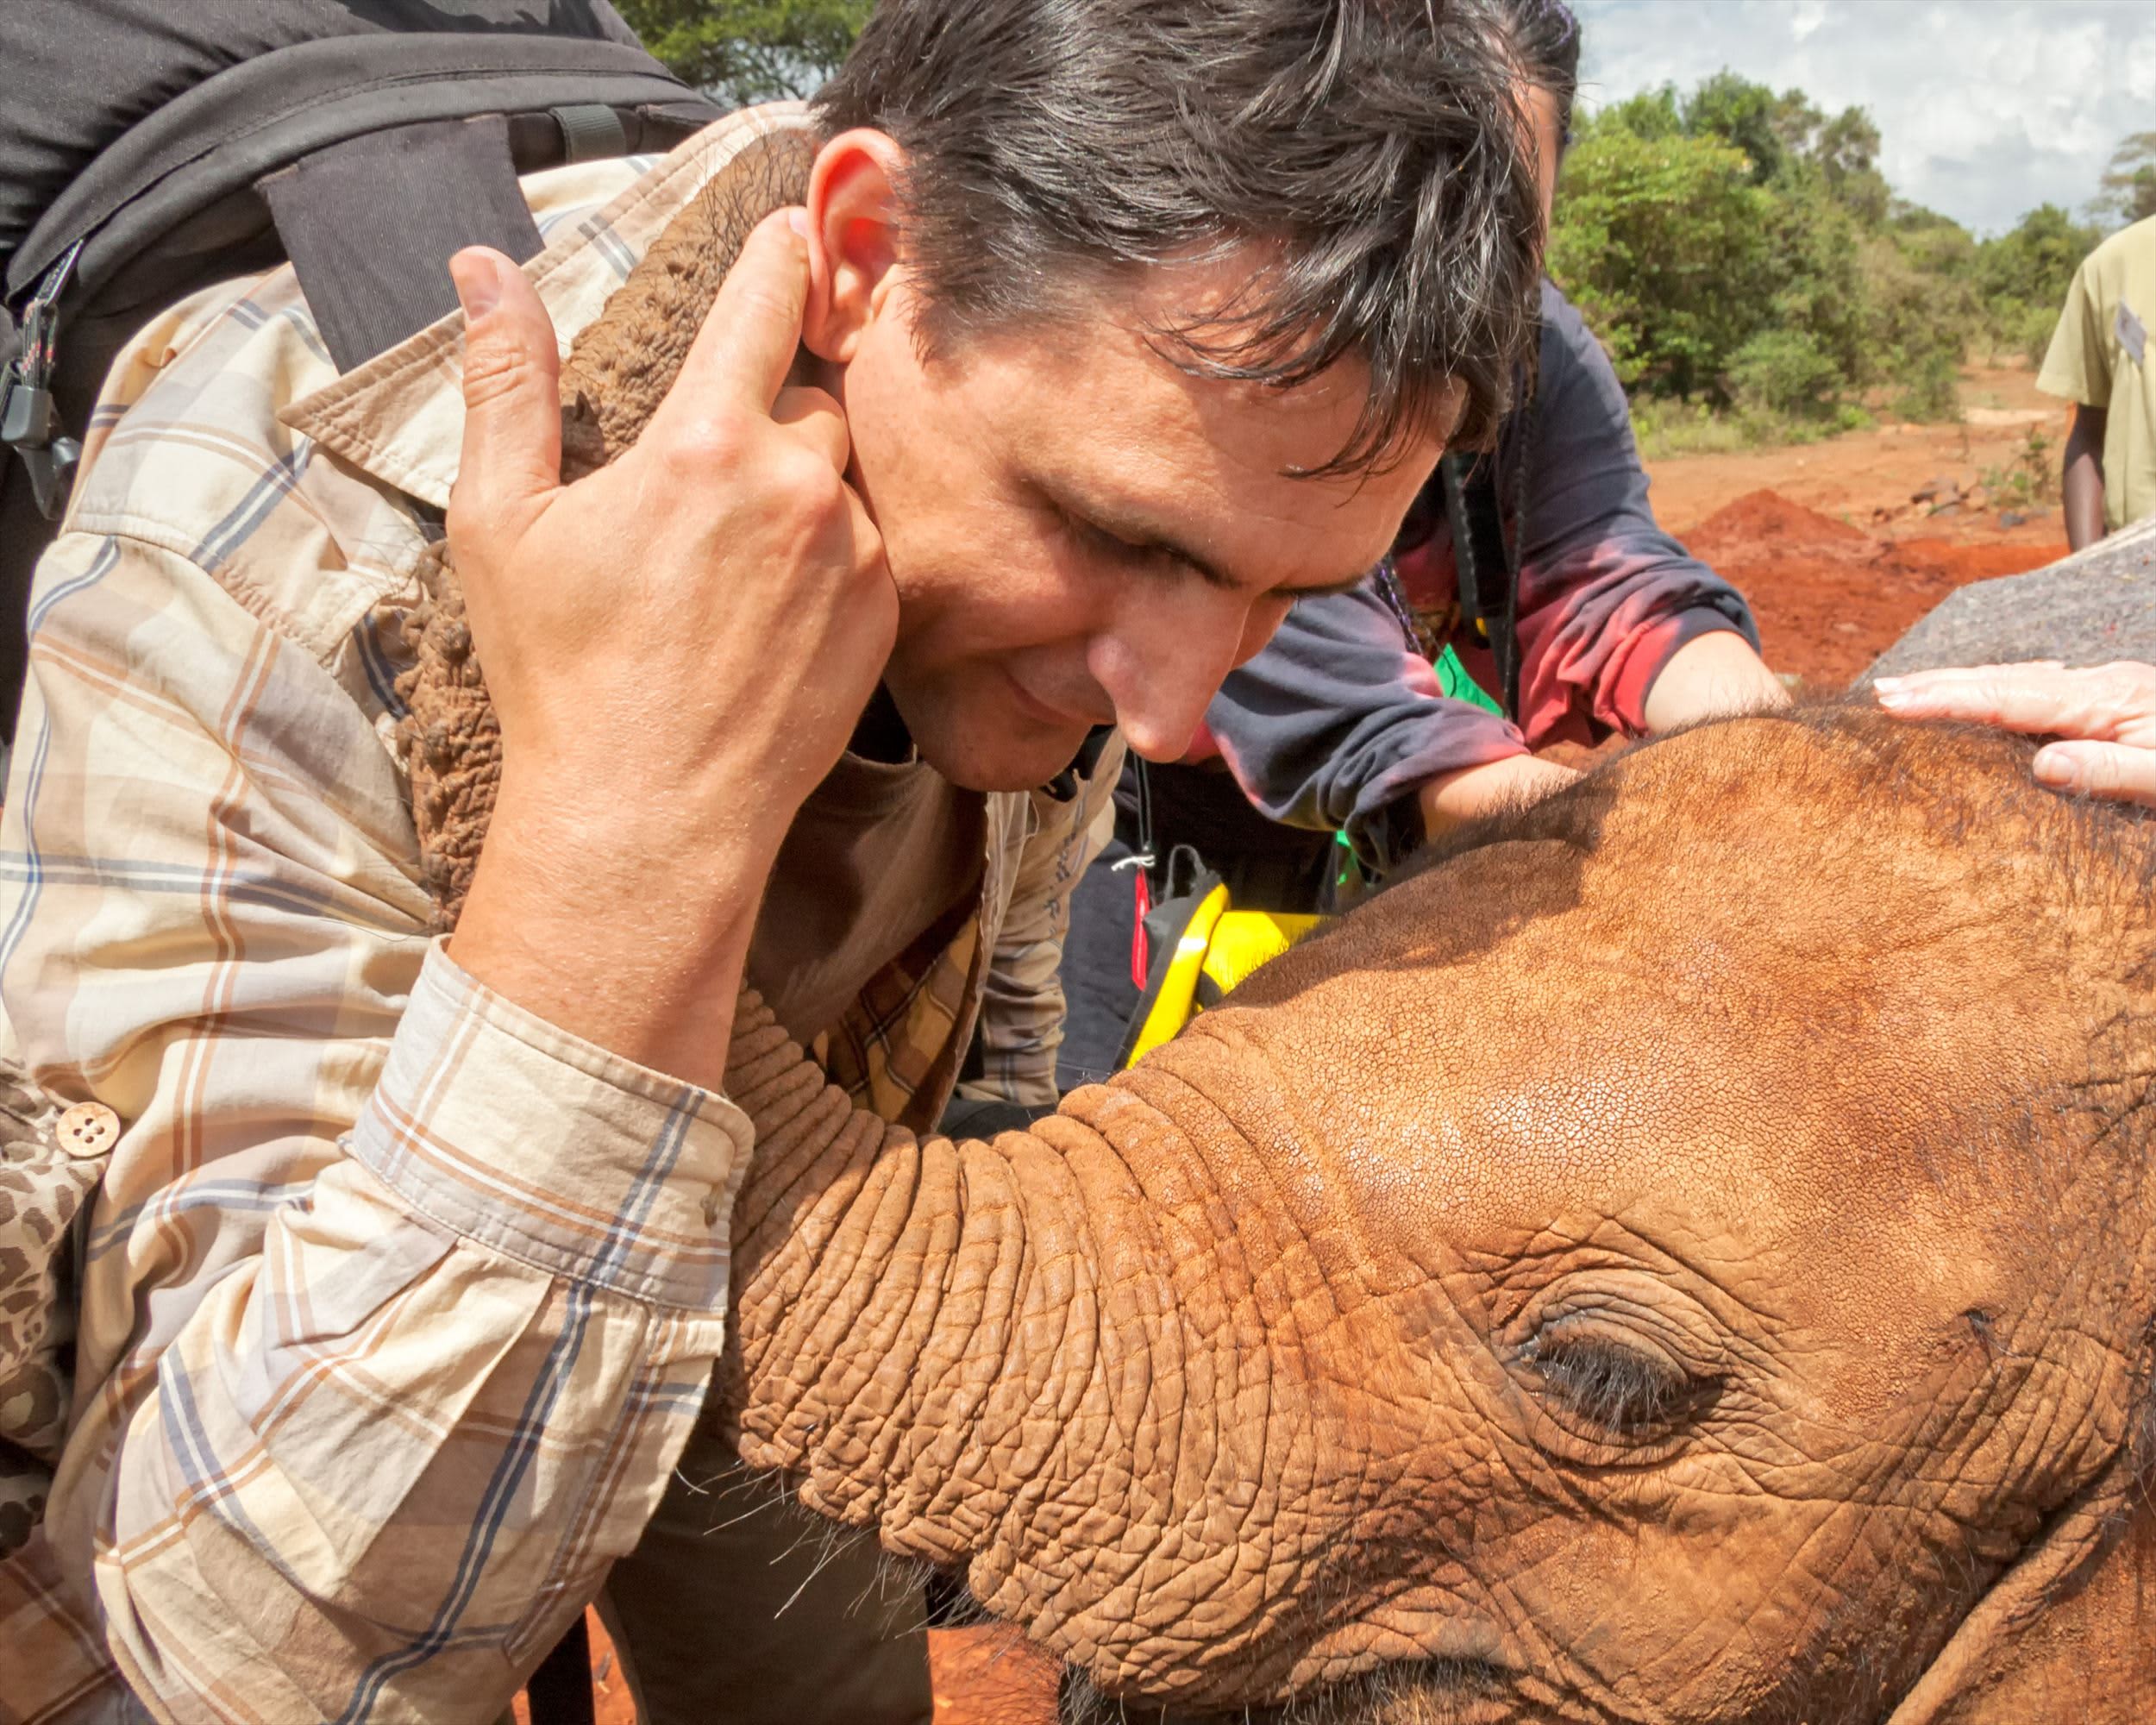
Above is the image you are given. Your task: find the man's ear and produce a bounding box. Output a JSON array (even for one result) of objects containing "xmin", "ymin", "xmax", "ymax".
[{"xmin": 802, "ymin": 128, "xmax": 907, "ymax": 366}]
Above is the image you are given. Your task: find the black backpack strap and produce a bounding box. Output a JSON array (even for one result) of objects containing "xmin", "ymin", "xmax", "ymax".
[
  {"xmin": 1439, "ymin": 451, "xmax": 1521, "ymax": 718},
  {"xmin": 260, "ymin": 116, "xmax": 543, "ymax": 374},
  {"xmin": 0, "ymin": 30, "xmax": 718, "ymax": 745}
]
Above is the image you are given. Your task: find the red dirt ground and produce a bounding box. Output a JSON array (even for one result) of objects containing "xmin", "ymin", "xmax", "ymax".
[
  {"xmin": 1646, "ymin": 365, "xmax": 2073, "ymax": 687},
  {"xmin": 521, "ymin": 372, "xmax": 2076, "ymax": 1725},
  {"xmin": 1677, "ymin": 487, "xmax": 2065, "ymax": 687}
]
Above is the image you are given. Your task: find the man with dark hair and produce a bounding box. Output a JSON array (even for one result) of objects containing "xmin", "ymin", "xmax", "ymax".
[
  {"xmin": 0, "ymin": 3, "xmax": 1539, "ymax": 1721},
  {"xmin": 1052, "ymin": 0, "xmax": 1787, "ymax": 1088}
]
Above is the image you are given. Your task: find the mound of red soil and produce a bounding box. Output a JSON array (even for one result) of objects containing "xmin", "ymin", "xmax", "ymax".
[
  {"xmin": 1677, "ymin": 489, "xmax": 2067, "ymax": 687},
  {"xmin": 1686, "ymin": 488, "xmax": 1869, "ymax": 549}
]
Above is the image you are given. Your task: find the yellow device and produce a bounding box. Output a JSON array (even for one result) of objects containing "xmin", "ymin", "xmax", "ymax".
[{"xmin": 1123, "ymin": 894, "xmax": 1328, "ymax": 1064}]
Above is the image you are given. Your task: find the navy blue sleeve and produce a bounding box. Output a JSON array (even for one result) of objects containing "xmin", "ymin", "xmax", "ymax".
[
  {"xmin": 1511, "ymin": 282, "xmax": 1760, "ymax": 743},
  {"xmin": 1203, "ymin": 580, "xmax": 1526, "ymax": 873}
]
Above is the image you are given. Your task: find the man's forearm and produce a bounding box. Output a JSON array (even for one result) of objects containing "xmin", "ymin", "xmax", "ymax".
[
  {"xmin": 450, "ymin": 785, "xmax": 769, "ymax": 1094},
  {"xmin": 2064, "ymin": 404, "xmax": 2107, "ymax": 551}
]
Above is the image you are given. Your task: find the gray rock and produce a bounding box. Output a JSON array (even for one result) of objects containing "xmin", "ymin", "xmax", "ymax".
[{"xmin": 1865, "ymin": 514, "xmax": 2156, "ymax": 681}]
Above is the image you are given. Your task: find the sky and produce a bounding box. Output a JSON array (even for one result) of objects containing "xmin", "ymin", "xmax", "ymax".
[{"xmin": 1574, "ymin": 0, "xmax": 2154, "ymax": 235}]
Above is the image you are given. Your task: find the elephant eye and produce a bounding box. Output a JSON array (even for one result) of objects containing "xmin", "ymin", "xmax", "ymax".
[{"xmin": 1521, "ymin": 1316, "xmax": 1702, "ymax": 1440}]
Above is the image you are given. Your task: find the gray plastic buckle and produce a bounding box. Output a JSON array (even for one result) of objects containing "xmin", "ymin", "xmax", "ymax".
[
  {"xmin": 3, "ymin": 238, "xmax": 85, "ymax": 521},
  {"xmin": 0, "ymin": 373, "xmax": 79, "ymax": 521}
]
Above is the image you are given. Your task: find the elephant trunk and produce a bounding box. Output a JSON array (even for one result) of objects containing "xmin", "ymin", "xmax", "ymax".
[{"xmin": 718, "ymin": 994, "xmax": 1303, "ymax": 1700}]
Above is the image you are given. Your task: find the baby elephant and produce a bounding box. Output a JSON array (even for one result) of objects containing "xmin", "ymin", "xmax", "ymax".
[{"xmin": 718, "ymin": 704, "xmax": 2156, "ymax": 1725}]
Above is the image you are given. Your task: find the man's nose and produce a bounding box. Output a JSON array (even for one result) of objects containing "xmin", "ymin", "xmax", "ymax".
[{"xmin": 1094, "ymin": 593, "xmax": 1268, "ymax": 762}]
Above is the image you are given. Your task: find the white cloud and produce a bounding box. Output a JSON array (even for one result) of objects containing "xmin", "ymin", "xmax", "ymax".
[{"xmin": 1573, "ymin": 0, "xmax": 2150, "ymax": 234}]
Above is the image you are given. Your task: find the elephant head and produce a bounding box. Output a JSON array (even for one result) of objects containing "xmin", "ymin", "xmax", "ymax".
[{"xmin": 719, "ymin": 707, "xmax": 2156, "ymax": 1725}]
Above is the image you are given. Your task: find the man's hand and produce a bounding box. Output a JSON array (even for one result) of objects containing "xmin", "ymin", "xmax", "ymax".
[
  {"xmin": 1641, "ymin": 630, "xmax": 1789, "ymax": 733},
  {"xmin": 443, "ymin": 211, "xmax": 898, "ymax": 1087},
  {"xmin": 1418, "ymin": 752, "xmax": 1580, "ymax": 842},
  {"xmin": 1875, "ymin": 660, "xmax": 2156, "ymax": 808}
]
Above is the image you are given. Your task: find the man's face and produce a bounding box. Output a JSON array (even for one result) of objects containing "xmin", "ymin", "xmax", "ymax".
[{"xmin": 830, "ymin": 260, "xmax": 1442, "ymax": 792}]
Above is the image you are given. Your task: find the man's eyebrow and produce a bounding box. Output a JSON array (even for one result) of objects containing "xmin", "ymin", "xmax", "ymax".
[{"xmin": 1039, "ymin": 477, "xmax": 1376, "ymax": 598}]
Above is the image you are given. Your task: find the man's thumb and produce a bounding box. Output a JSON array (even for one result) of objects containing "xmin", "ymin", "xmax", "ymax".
[{"xmin": 450, "ymin": 248, "xmax": 562, "ymax": 537}]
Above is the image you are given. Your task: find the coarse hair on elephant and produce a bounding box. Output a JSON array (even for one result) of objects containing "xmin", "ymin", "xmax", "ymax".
[{"xmin": 711, "ymin": 705, "xmax": 2156, "ymax": 1725}]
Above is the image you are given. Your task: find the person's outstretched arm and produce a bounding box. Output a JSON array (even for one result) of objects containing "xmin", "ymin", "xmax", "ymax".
[
  {"xmin": 1205, "ymin": 284, "xmax": 1775, "ymax": 867},
  {"xmin": 1875, "ymin": 660, "xmax": 2155, "ymax": 806},
  {"xmin": 1508, "ymin": 285, "xmax": 1781, "ymax": 741},
  {"xmin": 1203, "ymin": 578, "xmax": 1560, "ymax": 868}
]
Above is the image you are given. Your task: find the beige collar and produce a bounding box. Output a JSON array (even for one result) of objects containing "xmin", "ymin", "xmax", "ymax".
[{"xmin": 280, "ymin": 102, "xmax": 813, "ymax": 511}]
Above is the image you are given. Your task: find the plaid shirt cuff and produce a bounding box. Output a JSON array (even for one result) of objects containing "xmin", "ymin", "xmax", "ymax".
[{"xmin": 349, "ymin": 942, "xmax": 752, "ymax": 1310}]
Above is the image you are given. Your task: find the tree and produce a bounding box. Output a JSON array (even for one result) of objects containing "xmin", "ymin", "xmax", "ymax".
[
  {"xmin": 1550, "ymin": 125, "xmax": 1775, "ymax": 398},
  {"xmin": 1681, "ymin": 71, "xmax": 1791, "ymax": 184},
  {"xmin": 2093, "ymin": 131, "xmax": 2156, "ymax": 228},
  {"xmin": 615, "ymin": 0, "xmax": 869, "ymax": 106},
  {"xmin": 1975, "ymin": 204, "xmax": 2102, "ymax": 310},
  {"xmin": 1668, "ymin": 72, "xmax": 1887, "ymax": 223},
  {"xmin": 1972, "ymin": 203, "xmax": 2102, "ymax": 366},
  {"xmin": 1811, "ymin": 108, "xmax": 1888, "ymax": 225},
  {"xmin": 1590, "ymin": 86, "xmax": 1683, "ymax": 144},
  {"xmin": 1557, "ymin": 71, "xmax": 2096, "ymax": 423}
]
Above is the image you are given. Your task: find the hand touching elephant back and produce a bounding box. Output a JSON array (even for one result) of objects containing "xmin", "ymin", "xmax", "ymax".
[{"xmin": 1876, "ymin": 659, "xmax": 2156, "ymax": 806}]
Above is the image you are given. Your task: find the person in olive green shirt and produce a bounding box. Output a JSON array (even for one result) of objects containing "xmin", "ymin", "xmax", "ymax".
[{"xmin": 2039, "ymin": 212, "xmax": 2156, "ymax": 549}]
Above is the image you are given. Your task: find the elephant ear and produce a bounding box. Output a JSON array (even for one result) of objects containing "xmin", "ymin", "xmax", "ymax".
[
  {"xmin": 1884, "ymin": 1406, "xmax": 2156, "ymax": 1722},
  {"xmin": 392, "ymin": 123, "xmax": 815, "ymax": 931}
]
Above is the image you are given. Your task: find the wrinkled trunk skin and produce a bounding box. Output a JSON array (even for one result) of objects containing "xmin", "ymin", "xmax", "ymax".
[
  {"xmin": 716, "ymin": 994, "xmax": 1369, "ymax": 1710},
  {"xmin": 1890, "ymin": 1488, "xmax": 2156, "ymax": 1725}
]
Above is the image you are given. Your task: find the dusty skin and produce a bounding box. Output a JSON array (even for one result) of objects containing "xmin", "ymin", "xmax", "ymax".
[{"xmin": 422, "ymin": 159, "xmax": 2156, "ymax": 1725}]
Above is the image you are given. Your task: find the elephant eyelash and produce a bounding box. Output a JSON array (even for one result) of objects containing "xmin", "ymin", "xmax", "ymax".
[{"xmin": 1520, "ymin": 1319, "xmax": 1712, "ymax": 1440}]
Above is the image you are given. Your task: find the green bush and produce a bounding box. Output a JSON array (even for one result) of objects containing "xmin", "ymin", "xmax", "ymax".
[
  {"xmin": 1552, "ymin": 70, "xmax": 2107, "ymax": 452},
  {"xmin": 1631, "ymin": 394, "xmax": 1868, "ymax": 460},
  {"xmin": 1975, "ymin": 204, "xmax": 2101, "ymax": 310},
  {"xmin": 1991, "ymin": 298, "xmax": 2065, "ymax": 367},
  {"xmin": 1549, "ymin": 123, "xmax": 1773, "ymax": 397},
  {"xmin": 1890, "ymin": 347, "xmax": 1963, "ymax": 421},
  {"xmin": 1727, "ymin": 329, "xmax": 1842, "ymax": 417},
  {"xmin": 1857, "ymin": 231, "xmax": 1976, "ymax": 418}
]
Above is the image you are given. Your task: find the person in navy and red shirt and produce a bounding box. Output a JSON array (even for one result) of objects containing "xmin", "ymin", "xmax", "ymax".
[{"xmin": 1202, "ymin": 272, "xmax": 1776, "ymax": 875}]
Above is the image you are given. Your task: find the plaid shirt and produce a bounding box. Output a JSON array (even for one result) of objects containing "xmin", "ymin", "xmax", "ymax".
[{"xmin": 0, "ymin": 104, "xmax": 1112, "ymax": 1724}]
